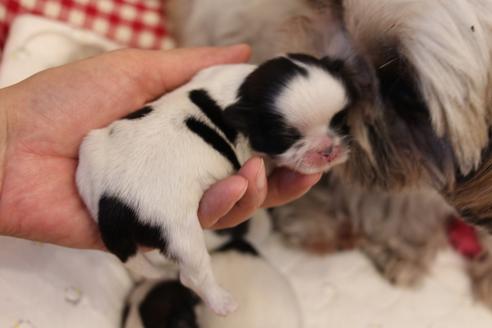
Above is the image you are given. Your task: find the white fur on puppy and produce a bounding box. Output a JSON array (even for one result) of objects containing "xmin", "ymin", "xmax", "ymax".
[{"xmin": 76, "ymin": 55, "xmax": 350, "ymax": 316}]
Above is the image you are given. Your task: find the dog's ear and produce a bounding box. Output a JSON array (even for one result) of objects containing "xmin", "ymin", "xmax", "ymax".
[{"xmin": 223, "ymin": 103, "xmax": 252, "ymax": 136}]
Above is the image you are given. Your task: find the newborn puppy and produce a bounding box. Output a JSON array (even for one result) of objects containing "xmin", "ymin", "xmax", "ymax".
[
  {"xmin": 122, "ymin": 238, "xmax": 302, "ymax": 328},
  {"xmin": 76, "ymin": 54, "xmax": 352, "ymax": 315}
]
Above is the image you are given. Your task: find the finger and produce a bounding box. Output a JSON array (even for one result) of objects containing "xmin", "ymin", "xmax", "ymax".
[
  {"xmin": 262, "ymin": 168, "xmax": 322, "ymax": 208},
  {"xmin": 198, "ymin": 175, "xmax": 248, "ymax": 229},
  {"xmin": 210, "ymin": 157, "xmax": 267, "ymax": 230}
]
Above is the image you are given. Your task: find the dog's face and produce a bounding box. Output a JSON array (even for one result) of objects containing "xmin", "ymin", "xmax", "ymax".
[{"xmin": 225, "ymin": 54, "xmax": 353, "ymax": 174}]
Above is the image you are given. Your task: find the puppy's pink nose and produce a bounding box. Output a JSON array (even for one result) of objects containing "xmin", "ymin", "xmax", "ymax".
[
  {"xmin": 320, "ymin": 146, "xmax": 334, "ymax": 157},
  {"xmin": 315, "ymin": 137, "xmax": 334, "ymax": 156}
]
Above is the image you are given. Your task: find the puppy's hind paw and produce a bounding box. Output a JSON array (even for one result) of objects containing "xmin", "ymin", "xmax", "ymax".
[{"xmin": 204, "ymin": 287, "xmax": 238, "ymax": 316}]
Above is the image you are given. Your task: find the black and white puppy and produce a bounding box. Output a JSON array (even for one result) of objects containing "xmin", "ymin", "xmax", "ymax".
[
  {"xmin": 122, "ymin": 237, "xmax": 302, "ymax": 328},
  {"xmin": 123, "ymin": 214, "xmax": 301, "ymax": 328},
  {"xmin": 76, "ymin": 54, "xmax": 353, "ymax": 315}
]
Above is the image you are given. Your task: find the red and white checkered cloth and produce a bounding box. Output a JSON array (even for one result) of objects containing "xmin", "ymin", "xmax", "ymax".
[{"xmin": 0, "ymin": 0, "xmax": 171, "ymax": 53}]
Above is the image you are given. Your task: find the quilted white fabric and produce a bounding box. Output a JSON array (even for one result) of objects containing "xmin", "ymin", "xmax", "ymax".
[
  {"xmin": 1, "ymin": 14, "xmax": 492, "ymax": 328},
  {"xmin": 0, "ymin": 236, "xmax": 132, "ymax": 328},
  {"xmin": 262, "ymin": 236, "xmax": 492, "ymax": 328}
]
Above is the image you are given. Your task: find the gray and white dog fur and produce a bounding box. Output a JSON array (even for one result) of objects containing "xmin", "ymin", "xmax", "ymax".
[
  {"xmin": 76, "ymin": 55, "xmax": 352, "ymax": 315},
  {"xmin": 272, "ymin": 175, "xmax": 455, "ymax": 286},
  {"xmin": 167, "ymin": 0, "xmax": 492, "ymax": 307}
]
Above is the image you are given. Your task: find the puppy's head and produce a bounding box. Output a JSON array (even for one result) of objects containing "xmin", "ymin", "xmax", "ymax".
[{"xmin": 225, "ymin": 54, "xmax": 355, "ymax": 174}]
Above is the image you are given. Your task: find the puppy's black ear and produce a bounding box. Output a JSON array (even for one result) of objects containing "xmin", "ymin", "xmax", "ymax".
[{"xmin": 223, "ymin": 103, "xmax": 252, "ymax": 136}]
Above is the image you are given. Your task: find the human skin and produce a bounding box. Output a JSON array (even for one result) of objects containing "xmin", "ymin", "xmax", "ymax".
[{"xmin": 0, "ymin": 46, "xmax": 321, "ymax": 250}]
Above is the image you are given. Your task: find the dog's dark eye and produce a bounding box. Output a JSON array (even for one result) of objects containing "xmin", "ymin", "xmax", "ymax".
[{"xmin": 330, "ymin": 109, "xmax": 348, "ymax": 132}]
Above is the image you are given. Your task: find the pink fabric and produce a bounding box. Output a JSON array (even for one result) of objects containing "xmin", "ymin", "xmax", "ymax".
[{"xmin": 0, "ymin": 0, "xmax": 169, "ymax": 54}]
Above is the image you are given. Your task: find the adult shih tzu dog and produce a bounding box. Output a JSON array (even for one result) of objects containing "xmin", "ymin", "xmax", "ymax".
[{"xmin": 167, "ymin": 0, "xmax": 492, "ymax": 307}]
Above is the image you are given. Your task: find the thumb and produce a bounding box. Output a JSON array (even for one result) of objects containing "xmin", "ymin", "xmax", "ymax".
[{"xmin": 104, "ymin": 44, "xmax": 252, "ymax": 102}]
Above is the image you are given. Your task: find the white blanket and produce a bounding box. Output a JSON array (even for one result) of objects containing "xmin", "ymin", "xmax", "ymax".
[{"xmin": 2, "ymin": 14, "xmax": 492, "ymax": 328}]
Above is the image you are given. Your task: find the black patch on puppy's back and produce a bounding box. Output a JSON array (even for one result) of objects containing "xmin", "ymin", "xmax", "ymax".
[
  {"xmin": 139, "ymin": 281, "xmax": 201, "ymax": 328},
  {"xmin": 189, "ymin": 89, "xmax": 238, "ymax": 144},
  {"xmin": 98, "ymin": 195, "xmax": 169, "ymax": 262},
  {"xmin": 122, "ymin": 106, "xmax": 154, "ymax": 120},
  {"xmin": 185, "ymin": 117, "xmax": 241, "ymax": 170}
]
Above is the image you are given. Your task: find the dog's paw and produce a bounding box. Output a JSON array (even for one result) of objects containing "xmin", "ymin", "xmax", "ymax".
[
  {"xmin": 204, "ymin": 287, "xmax": 238, "ymax": 316},
  {"xmin": 179, "ymin": 272, "xmax": 238, "ymax": 316},
  {"xmin": 381, "ymin": 256, "xmax": 427, "ymax": 287},
  {"xmin": 362, "ymin": 243, "xmax": 429, "ymax": 287}
]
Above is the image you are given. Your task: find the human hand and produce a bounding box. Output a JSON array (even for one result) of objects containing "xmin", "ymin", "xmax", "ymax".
[
  {"xmin": 199, "ymin": 157, "xmax": 321, "ymax": 230},
  {"xmin": 0, "ymin": 46, "xmax": 321, "ymax": 250}
]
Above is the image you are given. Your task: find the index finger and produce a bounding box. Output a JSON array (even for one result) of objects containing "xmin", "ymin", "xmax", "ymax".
[{"xmin": 262, "ymin": 168, "xmax": 322, "ymax": 208}]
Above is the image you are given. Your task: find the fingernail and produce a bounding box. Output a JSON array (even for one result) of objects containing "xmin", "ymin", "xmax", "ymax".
[
  {"xmin": 238, "ymin": 178, "xmax": 249, "ymax": 197},
  {"xmin": 256, "ymin": 158, "xmax": 266, "ymax": 190},
  {"xmin": 311, "ymin": 173, "xmax": 323, "ymax": 185}
]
